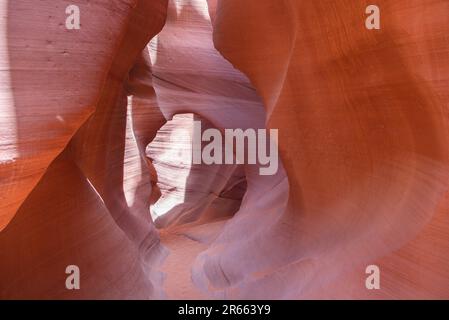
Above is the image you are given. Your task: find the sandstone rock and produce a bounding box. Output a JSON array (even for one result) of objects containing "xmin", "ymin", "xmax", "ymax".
[{"xmin": 1, "ymin": 0, "xmax": 449, "ymax": 299}]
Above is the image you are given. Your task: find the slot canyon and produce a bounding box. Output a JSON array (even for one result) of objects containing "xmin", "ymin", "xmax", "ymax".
[{"xmin": 1, "ymin": 0, "xmax": 449, "ymax": 299}]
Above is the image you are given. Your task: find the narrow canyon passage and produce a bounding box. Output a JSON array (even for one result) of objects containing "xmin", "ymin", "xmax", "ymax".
[
  {"xmin": 144, "ymin": 0, "xmax": 286, "ymax": 298},
  {"xmin": 1, "ymin": 0, "xmax": 449, "ymax": 300}
]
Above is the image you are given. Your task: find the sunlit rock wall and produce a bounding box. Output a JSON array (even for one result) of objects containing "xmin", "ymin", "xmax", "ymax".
[
  {"xmin": 206, "ymin": 0, "xmax": 449, "ymax": 298},
  {"xmin": 1, "ymin": 0, "xmax": 449, "ymax": 299},
  {"xmin": 0, "ymin": 0, "xmax": 169, "ymax": 299}
]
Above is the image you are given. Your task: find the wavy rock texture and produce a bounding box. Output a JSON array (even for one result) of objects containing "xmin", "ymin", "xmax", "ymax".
[
  {"xmin": 207, "ymin": 0, "xmax": 449, "ymax": 298},
  {"xmin": 1, "ymin": 0, "xmax": 449, "ymax": 299},
  {"xmin": 147, "ymin": 113, "xmax": 247, "ymax": 228},
  {"xmin": 146, "ymin": 0, "xmax": 288, "ymax": 298},
  {"xmin": 0, "ymin": 0, "xmax": 169, "ymax": 299}
]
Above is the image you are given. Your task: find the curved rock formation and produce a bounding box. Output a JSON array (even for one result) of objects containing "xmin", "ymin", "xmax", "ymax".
[
  {"xmin": 147, "ymin": 113, "xmax": 247, "ymax": 228},
  {"xmin": 0, "ymin": 0, "xmax": 169, "ymax": 299},
  {"xmin": 1, "ymin": 0, "xmax": 449, "ymax": 299},
  {"xmin": 205, "ymin": 0, "xmax": 449, "ymax": 298}
]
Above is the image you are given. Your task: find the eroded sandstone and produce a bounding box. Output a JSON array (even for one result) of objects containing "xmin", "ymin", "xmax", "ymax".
[{"xmin": 1, "ymin": 0, "xmax": 449, "ymax": 299}]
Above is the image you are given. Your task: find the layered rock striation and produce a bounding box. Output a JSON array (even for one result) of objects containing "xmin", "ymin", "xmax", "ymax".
[{"xmin": 1, "ymin": 0, "xmax": 449, "ymax": 299}]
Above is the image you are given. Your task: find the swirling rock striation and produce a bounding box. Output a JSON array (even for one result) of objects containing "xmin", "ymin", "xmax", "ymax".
[{"xmin": 1, "ymin": 0, "xmax": 449, "ymax": 299}]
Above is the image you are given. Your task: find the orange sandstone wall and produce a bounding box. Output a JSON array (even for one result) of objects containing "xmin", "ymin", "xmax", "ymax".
[
  {"xmin": 1, "ymin": 0, "xmax": 449, "ymax": 299},
  {"xmin": 205, "ymin": 0, "xmax": 449, "ymax": 298}
]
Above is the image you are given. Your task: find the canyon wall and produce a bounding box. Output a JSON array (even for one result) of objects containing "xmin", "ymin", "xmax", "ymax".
[
  {"xmin": 0, "ymin": 0, "xmax": 168, "ymax": 299},
  {"xmin": 205, "ymin": 0, "xmax": 449, "ymax": 298},
  {"xmin": 1, "ymin": 0, "xmax": 449, "ymax": 299}
]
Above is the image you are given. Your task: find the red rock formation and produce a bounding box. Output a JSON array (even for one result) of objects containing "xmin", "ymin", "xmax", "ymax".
[
  {"xmin": 1, "ymin": 0, "xmax": 449, "ymax": 299},
  {"xmin": 206, "ymin": 0, "xmax": 449, "ymax": 298},
  {"xmin": 0, "ymin": 0, "xmax": 169, "ymax": 299}
]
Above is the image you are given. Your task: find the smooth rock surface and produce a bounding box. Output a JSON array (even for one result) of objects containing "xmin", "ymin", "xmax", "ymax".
[{"xmin": 1, "ymin": 0, "xmax": 449, "ymax": 299}]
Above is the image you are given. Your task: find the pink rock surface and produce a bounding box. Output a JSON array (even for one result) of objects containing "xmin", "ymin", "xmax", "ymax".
[
  {"xmin": 0, "ymin": 0, "xmax": 169, "ymax": 299},
  {"xmin": 1, "ymin": 0, "xmax": 449, "ymax": 299},
  {"xmin": 147, "ymin": 113, "xmax": 246, "ymax": 228},
  {"xmin": 208, "ymin": 0, "xmax": 449, "ymax": 298}
]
